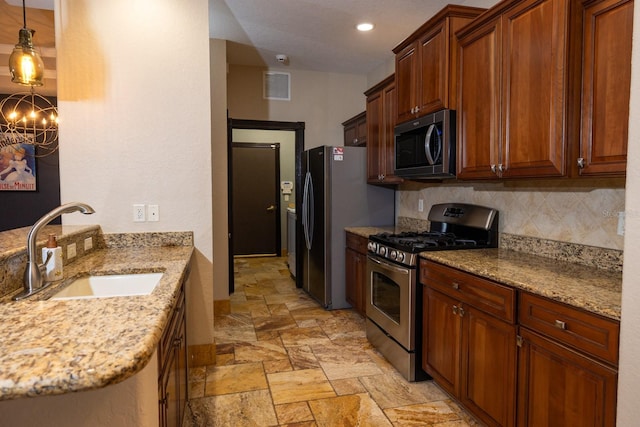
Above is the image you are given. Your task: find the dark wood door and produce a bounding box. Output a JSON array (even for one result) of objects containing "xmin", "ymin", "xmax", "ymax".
[
  {"xmin": 461, "ymin": 306, "xmax": 517, "ymax": 427},
  {"xmin": 457, "ymin": 17, "xmax": 502, "ymax": 180},
  {"xmin": 423, "ymin": 286, "xmax": 461, "ymax": 397},
  {"xmin": 232, "ymin": 143, "xmax": 281, "ymax": 256},
  {"xmin": 517, "ymin": 328, "xmax": 618, "ymax": 427},
  {"xmin": 501, "ymin": 0, "xmax": 569, "ymax": 178},
  {"xmin": 578, "ymin": 0, "xmax": 633, "ymax": 176}
]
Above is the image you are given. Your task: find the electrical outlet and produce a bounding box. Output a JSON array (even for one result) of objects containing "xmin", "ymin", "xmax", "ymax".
[
  {"xmin": 148, "ymin": 204, "xmax": 159, "ymax": 222},
  {"xmin": 418, "ymin": 199, "xmax": 424, "ymax": 212},
  {"xmin": 84, "ymin": 237, "xmax": 93, "ymax": 251},
  {"xmin": 133, "ymin": 204, "xmax": 146, "ymax": 222},
  {"xmin": 67, "ymin": 243, "xmax": 77, "ymax": 259}
]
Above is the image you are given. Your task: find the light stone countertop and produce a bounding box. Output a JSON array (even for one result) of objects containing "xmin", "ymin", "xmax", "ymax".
[
  {"xmin": 0, "ymin": 231, "xmax": 193, "ymax": 401},
  {"xmin": 420, "ymin": 248, "xmax": 622, "ymax": 321}
]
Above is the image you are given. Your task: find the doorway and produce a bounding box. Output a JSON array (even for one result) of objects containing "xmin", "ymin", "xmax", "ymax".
[
  {"xmin": 227, "ymin": 119, "xmax": 305, "ymax": 294},
  {"xmin": 231, "ymin": 142, "xmax": 281, "ymax": 256}
]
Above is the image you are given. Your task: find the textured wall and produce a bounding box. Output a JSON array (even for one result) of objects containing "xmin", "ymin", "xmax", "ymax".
[{"xmin": 397, "ymin": 179, "xmax": 626, "ymax": 250}]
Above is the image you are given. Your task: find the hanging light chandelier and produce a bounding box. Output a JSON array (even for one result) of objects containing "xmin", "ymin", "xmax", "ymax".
[
  {"xmin": 8, "ymin": 0, "xmax": 45, "ymax": 86},
  {"xmin": 1, "ymin": 0, "xmax": 58, "ymax": 156}
]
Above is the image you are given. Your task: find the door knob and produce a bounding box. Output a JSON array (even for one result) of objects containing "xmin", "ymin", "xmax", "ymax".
[{"xmin": 266, "ymin": 205, "xmax": 276, "ymax": 212}]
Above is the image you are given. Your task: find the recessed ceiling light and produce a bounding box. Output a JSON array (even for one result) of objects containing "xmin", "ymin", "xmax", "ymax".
[{"xmin": 356, "ymin": 23, "xmax": 374, "ymax": 32}]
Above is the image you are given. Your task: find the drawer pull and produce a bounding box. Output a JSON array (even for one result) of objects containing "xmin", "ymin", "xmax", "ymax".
[
  {"xmin": 451, "ymin": 282, "xmax": 460, "ymax": 290},
  {"xmin": 452, "ymin": 305, "xmax": 459, "ymax": 315},
  {"xmin": 554, "ymin": 320, "xmax": 567, "ymax": 330},
  {"xmin": 458, "ymin": 307, "xmax": 465, "ymax": 317}
]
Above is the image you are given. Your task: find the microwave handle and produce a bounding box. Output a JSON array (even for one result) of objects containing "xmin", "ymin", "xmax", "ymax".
[{"xmin": 424, "ymin": 124, "xmax": 441, "ymax": 166}]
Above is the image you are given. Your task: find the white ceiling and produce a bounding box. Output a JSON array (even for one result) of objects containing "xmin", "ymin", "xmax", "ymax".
[
  {"xmin": 210, "ymin": 0, "xmax": 499, "ymax": 74},
  {"xmin": 0, "ymin": 0, "xmax": 501, "ymax": 96}
]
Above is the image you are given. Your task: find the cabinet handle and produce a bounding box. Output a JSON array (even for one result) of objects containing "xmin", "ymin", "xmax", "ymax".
[
  {"xmin": 452, "ymin": 305, "xmax": 459, "ymax": 315},
  {"xmin": 490, "ymin": 164, "xmax": 497, "ymax": 174},
  {"xmin": 414, "ymin": 106, "xmax": 420, "ymax": 114},
  {"xmin": 451, "ymin": 282, "xmax": 460, "ymax": 290},
  {"xmin": 380, "ymin": 174, "xmax": 385, "ymax": 181},
  {"xmin": 498, "ymin": 163, "xmax": 505, "ymax": 173},
  {"xmin": 577, "ymin": 158, "xmax": 585, "ymax": 169},
  {"xmin": 354, "ymin": 138, "xmax": 358, "ymax": 144},
  {"xmin": 554, "ymin": 320, "xmax": 567, "ymax": 330},
  {"xmin": 458, "ymin": 306, "xmax": 465, "ymax": 317}
]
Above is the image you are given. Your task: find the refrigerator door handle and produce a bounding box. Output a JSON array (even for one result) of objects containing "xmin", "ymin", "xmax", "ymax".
[
  {"xmin": 302, "ymin": 171, "xmax": 312, "ymax": 250},
  {"xmin": 308, "ymin": 175, "xmax": 314, "ymax": 248}
]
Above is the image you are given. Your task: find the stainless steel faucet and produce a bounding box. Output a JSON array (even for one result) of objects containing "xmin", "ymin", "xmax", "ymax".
[{"xmin": 13, "ymin": 202, "xmax": 95, "ymax": 301}]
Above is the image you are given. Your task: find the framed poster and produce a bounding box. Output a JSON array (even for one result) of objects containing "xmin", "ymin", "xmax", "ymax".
[{"xmin": 0, "ymin": 142, "xmax": 36, "ymax": 191}]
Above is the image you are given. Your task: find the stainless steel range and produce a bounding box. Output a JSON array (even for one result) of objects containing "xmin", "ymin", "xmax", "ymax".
[{"xmin": 365, "ymin": 203, "xmax": 499, "ymax": 381}]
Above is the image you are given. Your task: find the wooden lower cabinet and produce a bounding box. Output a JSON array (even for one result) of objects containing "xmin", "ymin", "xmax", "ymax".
[
  {"xmin": 517, "ymin": 327, "xmax": 618, "ymax": 426},
  {"xmin": 423, "ymin": 287, "xmax": 517, "ymax": 427},
  {"xmin": 159, "ymin": 281, "xmax": 188, "ymax": 427},
  {"xmin": 345, "ymin": 232, "xmax": 368, "ymax": 316},
  {"xmin": 421, "ymin": 259, "xmax": 619, "ymax": 426},
  {"xmin": 421, "ymin": 259, "xmax": 517, "ymax": 427}
]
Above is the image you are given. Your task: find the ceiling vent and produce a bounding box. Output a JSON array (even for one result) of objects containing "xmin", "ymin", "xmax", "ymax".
[{"xmin": 263, "ymin": 72, "xmax": 290, "ymax": 101}]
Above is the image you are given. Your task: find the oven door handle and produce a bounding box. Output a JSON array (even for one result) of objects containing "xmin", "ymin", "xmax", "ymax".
[{"xmin": 368, "ymin": 256, "xmax": 409, "ymax": 275}]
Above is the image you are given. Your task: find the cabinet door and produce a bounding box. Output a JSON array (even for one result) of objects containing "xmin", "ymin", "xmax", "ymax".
[
  {"xmin": 417, "ymin": 21, "xmax": 448, "ymax": 115},
  {"xmin": 501, "ymin": 0, "xmax": 569, "ymax": 178},
  {"xmin": 461, "ymin": 306, "xmax": 517, "ymax": 427},
  {"xmin": 578, "ymin": 0, "xmax": 632, "ymax": 176},
  {"xmin": 517, "ymin": 328, "xmax": 618, "ymax": 427},
  {"xmin": 457, "ymin": 17, "xmax": 502, "ymax": 180},
  {"xmin": 366, "ymin": 90, "xmax": 384, "ymax": 182},
  {"xmin": 343, "ymin": 122, "xmax": 358, "ymax": 147},
  {"xmin": 423, "ymin": 287, "xmax": 462, "ymax": 396},
  {"xmin": 345, "ymin": 247, "xmax": 365, "ymax": 314},
  {"xmin": 395, "ymin": 43, "xmax": 418, "ymax": 124},
  {"xmin": 356, "ymin": 116, "xmax": 368, "ymax": 146}
]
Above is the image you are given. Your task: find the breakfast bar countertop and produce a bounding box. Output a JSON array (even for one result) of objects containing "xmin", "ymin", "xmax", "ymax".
[
  {"xmin": 420, "ymin": 248, "xmax": 622, "ymax": 321},
  {"xmin": 0, "ymin": 228, "xmax": 193, "ymax": 401}
]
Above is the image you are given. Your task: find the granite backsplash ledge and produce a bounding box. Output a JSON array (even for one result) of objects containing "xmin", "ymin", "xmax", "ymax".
[
  {"xmin": 0, "ymin": 226, "xmax": 194, "ymax": 299},
  {"xmin": 397, "ymin": 216, "xmax": 623, "ymax": 273}
]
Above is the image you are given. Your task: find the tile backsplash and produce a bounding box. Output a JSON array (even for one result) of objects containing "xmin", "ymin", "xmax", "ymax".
[{"xmin": 397, "ymin": 178, "xmax": 626, "ymax": 251}]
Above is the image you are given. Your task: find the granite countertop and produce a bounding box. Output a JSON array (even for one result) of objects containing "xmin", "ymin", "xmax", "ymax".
[
  {"xmin": 0, "ymin": 233, "xmax": 193, "ymax": 401},
  {"xmin": 420, "ymin": 248, "xmax": 622, "ymax": 321},
  {"xmin": 344, "ymin": 226, "xmax": 409, "ymax": 238}
]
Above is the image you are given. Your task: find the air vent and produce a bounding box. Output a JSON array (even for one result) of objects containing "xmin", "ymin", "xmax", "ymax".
[{"xmin": 263, "ymin": 72, "xmax": 290, "ymax": 101}]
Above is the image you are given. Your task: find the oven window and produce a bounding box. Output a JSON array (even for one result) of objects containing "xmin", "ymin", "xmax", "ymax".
[{"xmin": 371, "ymin": 271, "xmax": 401, "ymax": 324}]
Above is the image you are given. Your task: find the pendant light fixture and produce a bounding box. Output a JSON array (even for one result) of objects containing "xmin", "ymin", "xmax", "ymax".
[{"xmin": 8, "ymin": 0, "xmax": 45, "ymax": 86}]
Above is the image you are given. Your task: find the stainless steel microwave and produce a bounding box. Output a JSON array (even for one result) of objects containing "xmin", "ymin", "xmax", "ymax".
[{"xmin": 394, "ymin": 109, "xmax": 455, "ymax": 179}]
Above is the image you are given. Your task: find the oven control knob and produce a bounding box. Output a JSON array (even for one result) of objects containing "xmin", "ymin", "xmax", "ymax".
[
  {"xmin": 390, "ymin": 250, "xmax": 397, "ymax": 260},
  {"xmin": 367, "ymin": 242, "xmax": 376, "ymax": 252},
  {"xmin": 378, "ymin": 246, "xmax": 387, "ymax": 256},
  {"xmin": 396, "ymin": 252, "xmax": 405, "ymax": 262}
]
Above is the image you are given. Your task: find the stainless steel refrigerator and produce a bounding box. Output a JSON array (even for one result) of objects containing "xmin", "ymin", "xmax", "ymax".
[{"xmin": 301, "ymin": 145, "xmax": 395, "ymax": 309}]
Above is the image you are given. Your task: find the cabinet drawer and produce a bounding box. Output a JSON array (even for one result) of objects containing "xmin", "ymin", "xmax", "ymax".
[
  {"xmin": 519, "ymin": 292, "xmax": 619, "ymax": 366},
  {"xmin": 346, "ymin": 232, "xmax": 368, "ymax": 254},
  {"xmin": 420, "ymin": 259, "xmax": 515, "ymax": 323}
]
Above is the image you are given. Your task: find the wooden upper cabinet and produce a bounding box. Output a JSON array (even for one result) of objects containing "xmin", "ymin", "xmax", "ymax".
[
  {"xmin": 366, "ymin": 75, "xmax": 403, "ymax": 185},
  {"xmin": 342, "ymin": 111, "xmax": 367, "ymax": 147},
  {"xmin": 457, "ymin": 17, "xmax": 502, "ymax": 180},
  {"xmin": 577, "ymin": 0, "xmax": 633, "ymax": 176},
  {"xmin": 394, "ymin": 5, "xmax": 486, "ymax": 124},
  {"xmin": 457, "ymin": 0, "xmax": 581, "ymax": 180}
]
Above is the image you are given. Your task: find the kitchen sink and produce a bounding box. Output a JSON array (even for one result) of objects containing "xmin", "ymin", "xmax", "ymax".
[{"xmin": 50, "ymin": 273, "xmax": 163, "ymax": 300}]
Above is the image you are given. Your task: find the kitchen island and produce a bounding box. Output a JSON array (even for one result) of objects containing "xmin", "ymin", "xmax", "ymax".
[{"xmin": 0, "ymin": 225, "xmax": 193, "ymax": 426}]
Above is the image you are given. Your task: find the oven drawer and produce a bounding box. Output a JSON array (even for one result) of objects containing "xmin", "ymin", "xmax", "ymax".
[
  {"xmin": 420, "ymin": 259, "xmax": 515, "ymax": 323},
  {"xmin": 519, "ymin": 292, "xmax": 619, "ymax": 366}
]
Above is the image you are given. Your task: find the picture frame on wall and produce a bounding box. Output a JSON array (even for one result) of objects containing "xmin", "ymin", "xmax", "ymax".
[{"xmin": 0, "ymin": 140, "xmax": 37, "ymax": 191}]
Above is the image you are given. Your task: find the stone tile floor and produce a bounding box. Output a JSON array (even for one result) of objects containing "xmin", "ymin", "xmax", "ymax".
[{"xmin": 185, "ymin": 257, "xmax": 482, "ymax": 426}]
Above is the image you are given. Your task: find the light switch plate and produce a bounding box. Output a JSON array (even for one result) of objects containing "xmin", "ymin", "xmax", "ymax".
[{"xmin": 148, "ymin": 204, "xmax": 159, "ymax": 222}]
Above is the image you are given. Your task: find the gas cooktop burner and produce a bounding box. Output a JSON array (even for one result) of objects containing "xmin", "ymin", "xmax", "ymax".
[{"xmin": 367, "ymin": 203, "xmax": 499, "ymax": 267}]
